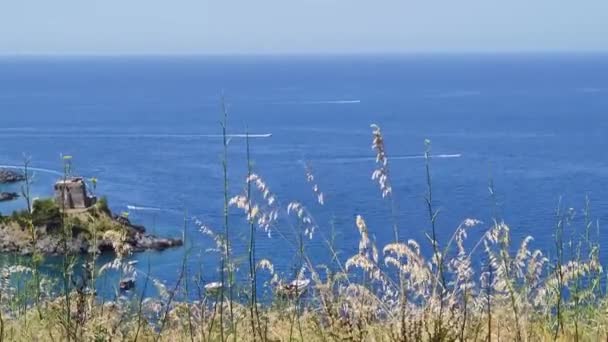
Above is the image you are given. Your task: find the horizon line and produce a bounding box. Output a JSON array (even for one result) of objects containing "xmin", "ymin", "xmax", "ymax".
[{"xmin": 1, "ymin": 50, "xmax": 608, "ymax": 58}]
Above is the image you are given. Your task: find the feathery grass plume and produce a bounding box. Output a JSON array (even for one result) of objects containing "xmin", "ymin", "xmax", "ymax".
[
  {"xmin": 345, "ymin": 215, "xmax": 387, "ymax": 287},
  {"xmin": 244, "ymin": 129, "xmax": 265, "ymax": 342},
  {"xmin": 287, "ymin": 201, "xmax": 317, "ymax": 240},
  {"xmin": 256, "ymin": 259, "xmax": 275, "ymax": 276},
  {"xmin": 229, "ymin": 164, "xmax": 273, "ymax": 341},
  {"xmin": 229, "ymin": 173, "xmax": 279, "ymax": 237},
  {"xmin": 284, "ymin": 200, "xmax": 318, "ymax": 341},
  {"xmin": 304, "ymin": 162, "xmax": 324, "ymax": 205},
  {"xmin": 193, "ymin": 217, "xmax": 234, "ymax": 338},
  {"xmin": 370, "ymin": 123, "xmax": 407, "ymax": 330},
  {"xmin": 446, "ymin": 219, "xmax": 481, "ymax": 340},
  {"xmin": 384, "ymin": 240, "xmax": 432, "ymax": 300},
  {"xmin": 370, "ymin": 124, "xmax": 392, "ymax": 199},
  {"xmin": 196, "ymin": 220, "xmax": 227, "ymax": 254},
  {"xmin": 193, "ymin": 219, "xmax": 231, "ymax": 267},
  {"xmin": 478, "ymin": 220, "xmax": 564, "ymax": 340},
  {"xmin": 355, "ymin": 215, "xmax": 378, "ymax": 264},
  {"xmin": 0, "ymin": 265, "xmax": 34, "ymax": 302},
  {"xmin": 2, "ymin": 123, "xmax": 608, "ymax": 341}
]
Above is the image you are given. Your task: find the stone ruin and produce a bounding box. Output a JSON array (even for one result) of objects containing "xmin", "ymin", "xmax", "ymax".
[{"xmin": 54, "ymin": 177, "xmax": 97, "ymax": 209}]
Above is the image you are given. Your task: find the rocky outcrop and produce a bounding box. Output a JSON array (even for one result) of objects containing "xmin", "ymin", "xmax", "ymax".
[
  {"xmin": 109, "ymin": 214, "xmax": 183, "ymax": 252},
  {"xmin": 0, "ymin": 192, "xmax": 19, "ymax": 202},
  {"xmin": 130, "ymin": 234, "xmax": 183, "ymax": 252},
  {"xmin": 0, "ymin": 224, "xmax": 183, "ymax": 256},
  {"xmin": 0, "ymin": 169, "xmax": 25, "ymax": 184},
  {"xmin": 0, "ymin": 199, "xmax": 183, "ymax": 255}
]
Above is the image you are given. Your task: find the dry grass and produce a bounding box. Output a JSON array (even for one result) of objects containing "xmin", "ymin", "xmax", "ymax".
[{"xmin": 0, "ymin": 123, "xmax": 607, "ymax": 341}]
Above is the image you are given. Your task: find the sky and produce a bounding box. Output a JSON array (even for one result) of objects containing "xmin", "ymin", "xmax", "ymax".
[{"xmin": 1, "ymin": 0, "xmax": 607, "ymax": 55}]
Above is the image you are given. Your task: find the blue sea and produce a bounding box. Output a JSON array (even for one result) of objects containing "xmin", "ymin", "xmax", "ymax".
[{"xmin": 1, "ymin": 54, "xmax": 608, "ymax": 294}]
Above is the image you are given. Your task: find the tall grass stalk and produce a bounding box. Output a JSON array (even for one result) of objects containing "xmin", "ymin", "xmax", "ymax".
[
  {"xmin": 219, "ymin": 96, "xmax": 235, "ymax": 341},
  {"xmin": 133, "ymin": 256, "xmax": 151, "ymax": 342},
  {"xmin": 60, "ymin": 155, "xmax": 73, "ymax": 341},
  {"xmin": 369, "ymin": 125, "xmax": 409, "ymax": 339},
  {"xmin": 554, "ymin": 198, "xmax": 565, "ymax": 339},
  {"xmin": 182, "ymin": 212, "xmax": 195, "ymax": 342},
  {"xmin": 497, "ymin": 220, "xmax": 523, "ymax": 341},
  {"xmin": 21, "ymin": 157, "xmax": 44, "ymax": 319},
  {"xmin": 423, "ymin": 139, "xmax": 448, "ymax": 339},
  {"xmin": 245, "ymin": 131, "xmax": 264, "ymax": 341},
  {"xmin": 3, "ymin": 118, "xmax": 608, "ymax": 341},
  {"xmin": 155, "ymin": 249, "xmax": 187, "ymax": 342}
]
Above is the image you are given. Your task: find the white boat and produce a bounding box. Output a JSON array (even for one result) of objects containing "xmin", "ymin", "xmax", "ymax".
[
  {"xmin": 204, "ymin": 281, "xmax": 223, "ymax": 296},
  {"xmin": 277, "ymin": 278, "xmax": 310, "ymax": 298}
]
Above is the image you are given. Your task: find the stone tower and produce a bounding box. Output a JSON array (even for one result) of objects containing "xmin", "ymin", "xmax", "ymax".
[{"xmin": 54, "ymin": 177, "xmax": 97, "ymax": 209}]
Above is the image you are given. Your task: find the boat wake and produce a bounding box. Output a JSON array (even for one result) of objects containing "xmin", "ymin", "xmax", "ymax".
[
  {"xmin": 126, "ymin": 205, "xmax": 163, "ymax": 212},
  {"xmin": 0, "ymin": 133, "xmax": 272, "ymax": 139},
  {"xmin": 0, "ymin": 164, "xmax": 64, "ymax": 176},
  {"xmin": 311, "ymin": 154, "xmax": 462, "ymax": 164},
  {"xmin": 126, "ymin": 205, "xmax": 189, "ymax": 216},
  {"xmin": 430, "ymin": 90, "xmax": 481, "ymax": 98},
  {"xmin": 394, "ymin": 153, "xmax": 462, "ymax": 160},
  {"xmin": 578, "ymin": 87, "xmax": 605, "ymax": 93},
  {"xmin": 273, "ymin": 100, "xmax": 361, "ymax": 105}
]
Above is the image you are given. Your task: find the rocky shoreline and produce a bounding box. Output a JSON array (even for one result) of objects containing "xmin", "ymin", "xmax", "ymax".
[
  {"xmin": 0, "ymin": 199, "xmax": 183, "ymax": 256},
  {"xmin": 0, "ymin": 169, "xmax": 25, "ymax": 183},
  {"xmin": 0, "ymin": 192, "xmax": 19, "ymax": 202},
  {"xmin": 0, "ymin": 168, "xmax": 183, "ymax": 256},
  {"xmin": 106, "ymin": 214, "xmax": 183, "ymax": 253}
]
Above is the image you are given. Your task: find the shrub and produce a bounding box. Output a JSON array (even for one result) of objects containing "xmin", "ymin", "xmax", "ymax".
[
  {"xmin": 9, "ymin": 209, "xmax": 30, "ymax": 227},
  {"xmin": 32, "ymin": 198, "xmax": 61, "ymax": 229},
  {"xmin": 96, "ymin": 196, "xmax": 110, "ymax": 215}
]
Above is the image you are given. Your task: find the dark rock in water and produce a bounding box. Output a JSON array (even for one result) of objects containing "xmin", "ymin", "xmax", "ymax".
[
  {"xmin": 0, "ymin": 169, "xmax": 25, "ymax": 184},
  {"xmin": 113, "ymin": 214, "xmax": 131, "ymax": 226},
  {"xmin": 0, "ymin": 192, "xmax": 19, "ymax": 202},
  {"xmin": 119, "ymin": 278, "xmax": 135, "ymax": 291},
  {"xmin": 130, "ymin": 223, "xmax": 146, "ymax": 233},
  {"xmin": 131, "ymin": 234, "xmax": 183, "ymax": 251},
  {"xmin": 113, "ymin": 214, "xmax": 146, "ymax": 233}
]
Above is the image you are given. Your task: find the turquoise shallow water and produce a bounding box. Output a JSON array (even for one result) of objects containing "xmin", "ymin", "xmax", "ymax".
[{"xmin": 1, "ymin": 54, "xmax": 608, "ymax": 296}]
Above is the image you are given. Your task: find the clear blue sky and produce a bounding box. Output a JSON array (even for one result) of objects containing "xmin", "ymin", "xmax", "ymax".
[{"xmin": 1, "ymin": 0, "xmax": 607, "ymax": 54}]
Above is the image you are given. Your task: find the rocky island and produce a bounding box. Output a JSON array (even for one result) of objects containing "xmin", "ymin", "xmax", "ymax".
[
  {"xmin": 0, "ymin": 168, "xmax": 26, "ymax": 183},
  {"xmin": 0, "ymin": 192, "xmax": 19, "ymax": 202},
  {"xmin": 0, "ymin": 168, "xmax": 23, "ymax": 202},
  {"xmin": 0, "ymin": 175, "xmax": 182, "ymax": 255}
]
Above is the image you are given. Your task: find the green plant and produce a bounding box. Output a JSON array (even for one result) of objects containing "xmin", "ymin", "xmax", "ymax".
[
  {"xmin": 96, "ymin": 196, "xmax": 110, "ymax": 215},
  {"xmin": 32, "ymin": 199, "xmax": 61, "ymax": 229}
]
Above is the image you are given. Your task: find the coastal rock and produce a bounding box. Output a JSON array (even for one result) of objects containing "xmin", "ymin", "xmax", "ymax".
[
  {"xmin": 0, "ymin": 199, "xmax": 183, "ymax": 255},
  {"xmin": 113, "ymin": 215, "xmax": 146, "ymax": 233},
  {"xmin": 111, "ymin": 214, "xmax": 176, "ymax": 250},
  {"xmin": 0, "ymin": 192, "xmax": 19, "ymax": 202},
  {"xmin": 0, "ymin": 169, "xmax": 25, "ymax": 184},
  {"xmin": 131, "ymin": 234, "xmax": 183, "ymax": 251},
  {"xmin": 0, "ymin": 230, "xmax": 183, "ymax": 256}
]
